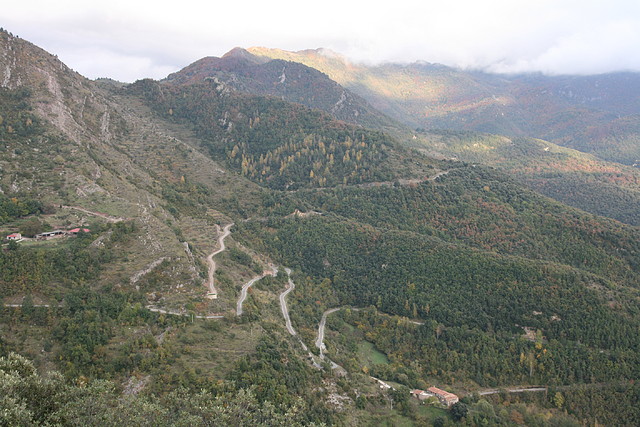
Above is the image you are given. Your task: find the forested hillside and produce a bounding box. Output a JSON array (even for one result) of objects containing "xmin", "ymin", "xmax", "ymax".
[
  {"xmin": 296, "ymin": 167, "xmax": 640, "ymax": 284},
  {"xmin": 249, "ymin": 47, "xmax": 640, "ymax": 165},
  {"xmin": 1, "ymin": 29, "xmax": 639, "ymax": 426},
  {"xmin": 129, "ymin": 78, "xmax": 434, "ymax": 190},
  {"xmin": 409, "ymin": 129, "xmax": 640, "ymax": 226},
  {"xmin": 241, "ymin": 169, "xmax": 640, "ymax": 388}
]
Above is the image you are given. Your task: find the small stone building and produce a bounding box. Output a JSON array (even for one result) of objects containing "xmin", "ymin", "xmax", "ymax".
[{"xmin": 426, "ymin": 386, "xmax": 459, "ymax": 407}]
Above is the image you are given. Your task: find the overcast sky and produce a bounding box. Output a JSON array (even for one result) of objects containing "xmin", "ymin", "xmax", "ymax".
[{"xmin": 4, "ymin": 0, "xmax": 640, "ymax": 82}]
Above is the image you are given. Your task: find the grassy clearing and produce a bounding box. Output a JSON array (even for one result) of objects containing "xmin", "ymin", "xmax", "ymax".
[
  {"xmin": 415, "ymin": 402, "xmax": 449, "ymax": 421},
  {"xmin": 337, "ymin": 317, "xmax": 389, "ymax": 368},
  {"xmin": 358, "ymin": 339, "xmax": 389, "ymax": 366},
  {"xmin": 164, "ymin": 320, "xmax": 262, "ymax": 380}
]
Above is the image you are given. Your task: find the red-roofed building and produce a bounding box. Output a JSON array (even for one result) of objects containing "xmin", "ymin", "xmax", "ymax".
[
  {"xmin": 6, "ymin": 233, "xmax": 21, "ymax": 240},
  {"xmin": 68, "ymin": 228, "xmax": 90, "ymax": 234},
  {"xmin": 426, "ymin": 386, "xmax": 459, "ymax": 407}
]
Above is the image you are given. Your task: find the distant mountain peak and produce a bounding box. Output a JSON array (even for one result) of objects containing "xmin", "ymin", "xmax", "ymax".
[
  {"xmin": 314, "ymin": 48, "xmax": 344, "ymax": 59},
  {"xmin": 164, "ymin": 48, "xmax": 271, "ymax": 83},
  {"xmin": 248, "ymin": 46, "xmax": 349, "ymax": 64},
  {"xmin": 221, "ymin": 47, "xmax": 266, "ymax": 65},
  {"xmin": 222, "ymin": 46, "xmax": 249, "ymax": 57}
]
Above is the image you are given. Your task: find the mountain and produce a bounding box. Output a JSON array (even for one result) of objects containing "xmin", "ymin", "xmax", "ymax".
[
  {"xmin": 152, "ymin": 49, "xmax": 640, "ymax": 226},
  {"xmin": 165, "ymin": 47, "xmax": 397, "ymax": 130},
  {"xmin": 249, "ymin": 47, "xmax": 640, "ymax": 166},
  {"xmin": 1, "ymin": 30, "xmax": 640, "ymax": 425},
  {"xmin": 247, "ymin": 47, "xmax": 640, "ymax": 226}
]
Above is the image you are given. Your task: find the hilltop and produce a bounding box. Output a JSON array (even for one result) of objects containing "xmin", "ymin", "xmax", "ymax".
[{"xmin": 164, "ymin": 47, "xmax": 397, "ymax": 131}]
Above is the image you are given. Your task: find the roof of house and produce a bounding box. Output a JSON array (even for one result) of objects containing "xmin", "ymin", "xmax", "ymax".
[
  {"xmin": 7, "ymin": 233, "xmax": 21, "ymax": 237},
  {"xmin": 68, "ymin": 228, "xmax": 90, "ymax": 233},
  {"xmin": 427, "ymin": 386, "xmax": 458, "ymax": 400},
  {"xmin": 40, "ymin": 230, "xmax": 64, "ymax": 235}
]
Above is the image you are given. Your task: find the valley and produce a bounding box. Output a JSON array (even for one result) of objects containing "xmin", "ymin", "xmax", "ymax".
[{"xmin": 1, "ymin": 28, "xmax": 640, "ymax": 426}]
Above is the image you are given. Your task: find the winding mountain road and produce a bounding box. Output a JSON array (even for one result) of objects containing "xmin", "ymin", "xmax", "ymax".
[
  {"xmin": 316, "ymin": 308, "xmax": 341, "ymax": 358},
  {"xmin": 205, "ymin": 223, "xmax": 233, "ymax": 299},
  {"xmin": 3, "ymin": 303, "xmax": 61, "ymax": 308},
  {"xmin": 145, "ymin": 306, "xmax": 224, "ymax": 319},
  {"xmin": 288, "ymin": 168, "xmax": 453, "ymax": 193},
  {"xmin": 313, "ymin": 307, "xmax": 347, "ymax": 372},
  {"xmin": 236, "ymin": 264, "xmax": 278, "ymax": 316},
  {"xmin": 356, "ymin": 169, "xmax": 452, "ymax": 189},
  {"xmin": 478, "ymin": 387, "xmax": 547, "ymax": 396},
  {"xmin": 279, "ymin": 268, "xmax": 296, "ymax": 335},
  {"xmin": 279, "ymin": 268, "xmax": 322, "ymax": 367}
]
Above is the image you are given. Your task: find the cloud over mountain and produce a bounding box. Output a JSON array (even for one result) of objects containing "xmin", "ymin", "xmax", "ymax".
[{"xmin": 4, "ymin": 0, "xmax": 640, "ymax": 81}]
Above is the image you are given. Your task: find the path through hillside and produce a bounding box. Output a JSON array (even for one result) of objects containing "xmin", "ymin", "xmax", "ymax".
[
  {"xmin": 61, "ymin": 205, "xmax": 127, "ymax": 223},
  {"xmin": 314, "ymin": 307, "xmax": 347, "ymax": 372},
  {"xmin": 289, "ymin": 168, "xmax": 453, "ymax": 193},
  {"xmin": 279, "ymin": 268, "xmax": 296, "ymax": 335},
  {"xmin": 205, "ymin": 223, "xmax": 233, "ymax": 299},
  {"xmin": 478, "ymin": 387, "xmax": 547, "ymax": 396},
  {"xmin": 356, "ymin": 169, "xmax": 451, "ymax": 189},
  {"xmin": 279, "ymin": 268, "xmax": 322, "ymax": 368},
  {"xmin": 3, "ymin": 304, "xmax": 61, "ymax": 308},
  {"xmin": 146, "ymin": 306, "xmax": 224, "ymax": 319},
  {"xmin": 236, "ymin": 265, "xmax": 278, "ymax": 316},
  {"xmin": 316, "ymin": 308, "xmax": 341, "ymax": 358}
]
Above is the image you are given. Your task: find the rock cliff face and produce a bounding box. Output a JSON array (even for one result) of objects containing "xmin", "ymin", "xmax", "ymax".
[{"xmin": 0, "ymin": 30, "xmax": 106, "ymax": 143}]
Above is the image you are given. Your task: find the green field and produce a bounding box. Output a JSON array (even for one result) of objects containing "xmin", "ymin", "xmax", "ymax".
[{"xmin": 358, "ymin": 339, "xmax": 389, "ymax": 366}]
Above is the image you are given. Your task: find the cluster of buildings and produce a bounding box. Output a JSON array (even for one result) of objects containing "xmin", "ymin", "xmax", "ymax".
[
  {"xmin": 5, "ymin": 228, "xmax": 90, "ymax": 242},
  {"xmin": 411, "ymin": 386, "xmax": 459, "ymax": 407},
  {"xmin": 35, "ymin": 228, "xmax": 91, "ymax": 240}
]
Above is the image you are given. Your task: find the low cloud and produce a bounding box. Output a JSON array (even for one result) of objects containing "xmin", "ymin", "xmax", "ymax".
[
  {"xmin": 4, "ymin": 0, "xmax": 640, "ymax": 81},
  {"xmin": 488, "ymin": 19, "xmax": 640, "ymax": 75}
]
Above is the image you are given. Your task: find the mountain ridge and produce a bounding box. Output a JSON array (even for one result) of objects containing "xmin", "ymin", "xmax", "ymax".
[{"xmin": 241, "ymin": 46, "xmax": 640, "ymax": 226}]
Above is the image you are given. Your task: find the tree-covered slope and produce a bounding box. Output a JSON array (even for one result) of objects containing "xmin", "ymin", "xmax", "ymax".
[
  {"xmin": 245, "ymin": 47, "xmax": 640, "ymax": 227},
  {"xmin": 244, "ymin": 213, "xmax": 640, "ymax": 384},
  {"xmin": 296, "ymin": 167, "xmax": 640, "ymax": 285},
  {"xmin": 2, "ymin": 29, "xmax": 640, "ymax": 426},
  {"xmin": 410, "ymin": 129, "xmax": 640, "ymax": 226},
  {"xmin": 249, "ymin": 47, "xmax": 640, "ymax": 165},
  {"xmin": 129, "ymin": 78, "xmax": 442, "ymax": 190}
]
